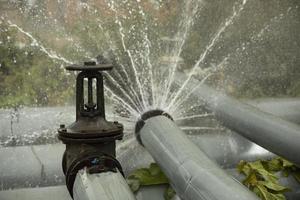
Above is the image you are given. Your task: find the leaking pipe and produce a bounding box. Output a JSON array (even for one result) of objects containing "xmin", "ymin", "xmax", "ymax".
[
  {"xmin": 183, "ymin": 75, "xmax": 300, "ymax": 166},
  {"xmin": 135, "ymin": 114, "xmax": 259, "ymax": 200}
]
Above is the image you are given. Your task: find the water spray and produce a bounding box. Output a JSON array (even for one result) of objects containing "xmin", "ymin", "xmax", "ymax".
[
  {"xmin": 133, "ymin": 71, "xmax": 300, "ymax": 199},
  {"xmin": 173, "ymin": 71, "xmax": 300, "ymax": 167}
]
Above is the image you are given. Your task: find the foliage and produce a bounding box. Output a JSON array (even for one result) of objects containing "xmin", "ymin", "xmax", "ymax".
[
  {"xmin": 238, "ymin": 157, "xmax": 300, "ymax": 200},
  {"xmin": 1, "ymin": 1, "xmax": 300, "ymax": 109},
  {"xmin": 0, "ymin": 22, "xmax": 75, "ymax": 108},
  {"xmin": 127, "ymin": 163, "xmax": 176, "ymax": 200}
]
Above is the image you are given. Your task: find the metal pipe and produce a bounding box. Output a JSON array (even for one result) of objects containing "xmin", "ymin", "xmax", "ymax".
[
  {"xmin": 184, "ymin": 76, "xmax": 300, "ymax": 166},
  {"xmin": 247, "ymin": 98, "xmax": 300, "ymax": 125},
  {"xmin": 73, "ymin": 169, "xmax": 136, "ymax": 200},
  {"xmin": 136, "ymin": 115, "xmax": 258, "ymax": 200}
]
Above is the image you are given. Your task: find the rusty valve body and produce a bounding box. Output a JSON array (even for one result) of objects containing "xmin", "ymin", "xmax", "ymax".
[{"xmin": 58, "ymin": 59, "xmax": 123, "ymax": 197}]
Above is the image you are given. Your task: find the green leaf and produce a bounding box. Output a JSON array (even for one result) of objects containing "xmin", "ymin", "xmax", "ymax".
[
  {"xmin": 258, "ymin": 181, "xmax": 290, "ymax": 193},
  {"xmin": 269, "ymin": 193, "xmax": 285, "ymax": 200},
  {"xmin": 127, "ymin": 163, "xmax": 169, "ymax": 186},
  {"xmin": 237, "ymin": 157, "xmax": 297, "ymax": 200},
  {"xmin": 256, "ymin": 168, "xmax": 278, "ymax": 183},
  {"xmin": 149, "ymin": 163, "xmax": 163, "ymax": 176},
  {"xmin": 281, "ymin": 169, "xmax": 290, "ymax": 177},
  {"xmin": 281, "ymin": 159, "xmax": 293, "ymax": 168},
  {"xmin": 249, "ymin": 162, "xmax": 278, "ymax": 183},
  {"xmin": 127, "ymin": 178, "xmax": 140, "ymax": 192},
  {"xmin": 237, "ymin": 160, "xmax": 247, "ymax": 173},
  {"xmin": 127, "ymin": 163, "xmax": 175, "ymax": 200},
  {"xmin": 164, "ymin": 186, "xmax": 176, "ymax": 200},
  {"xmin": 255, "ymin": 184, "xmax": 285, "ymax": 200},
  {"xmin": 243, "ymin": 171, "xmax": 258, "ymax": 186},
  {"xmin": 253, "ymin": 186, "xmax": 262, "ymax": 197},
  {"xmin": 262, "ymin": 158, "xmax": 283, "ymax": 172},
  {"xmin": 238, "ymin": 160, "xmax": 252, "ymax": 176},
  {"xmin": 255, "ymin": 184, "xmax": 269, "ymax": 200}
]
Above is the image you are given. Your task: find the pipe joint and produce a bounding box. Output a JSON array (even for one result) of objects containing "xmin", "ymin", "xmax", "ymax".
[{"xmin": 135, "ymin": 109, "xmax": 173, "ymax": 145}]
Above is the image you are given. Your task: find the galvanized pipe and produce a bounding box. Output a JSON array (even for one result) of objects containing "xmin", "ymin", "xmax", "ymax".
[
  {"xmin": 186, "ymin": 78, "xmax": 300, "ymax": 166},
  {"xmin": 247, "ymin": 98, "xmax": 300, "ymax": 125},
  {"xmin": 73, "ymin": 169, "xmax": 136, "ymax": 200},
  {"xmin": 137, "ymin": 115, "xmax": 258, "ymax": 200}
]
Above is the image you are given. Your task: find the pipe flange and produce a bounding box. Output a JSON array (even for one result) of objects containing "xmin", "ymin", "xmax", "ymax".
[{"xmin": 135, "ymin": 109, "xmax": 173, "ymax": 145}]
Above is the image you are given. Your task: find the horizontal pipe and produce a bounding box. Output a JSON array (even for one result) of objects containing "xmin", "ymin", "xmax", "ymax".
[
  {"xmin": 185, "ymin": 78, "xmax": 300, "ymax": 166},
  {"xmin": 138, "ymin": 115, "xmax": 258, "ymax": 200},
  {"xmin": 247, "ymin": 98, "xmax": 300, "ymax": 125},
  {"xmin": 73, "ymin": 169, "xmax": 136, "ymax": 200}
]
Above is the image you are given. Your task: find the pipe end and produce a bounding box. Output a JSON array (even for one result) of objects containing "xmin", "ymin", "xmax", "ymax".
[{"xmin": 135, "ymin": 109, "xmax": 173, "ymax": 145}]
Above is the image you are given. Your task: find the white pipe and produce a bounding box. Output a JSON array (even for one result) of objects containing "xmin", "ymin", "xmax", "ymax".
[
  {"xmin": 73, "ymin": 169, "xmax": 136, "ymax": 200},
  {"xmin": 192, "ymin": 83, "xmax": 300, "ymax": 166},
  {"xmin": 137, "ymin": 115, "xmax": 258, "ymax": 200},
  {"xmin": 174, "ymin": 72, "xmax": 300, "ymax": 166}
]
